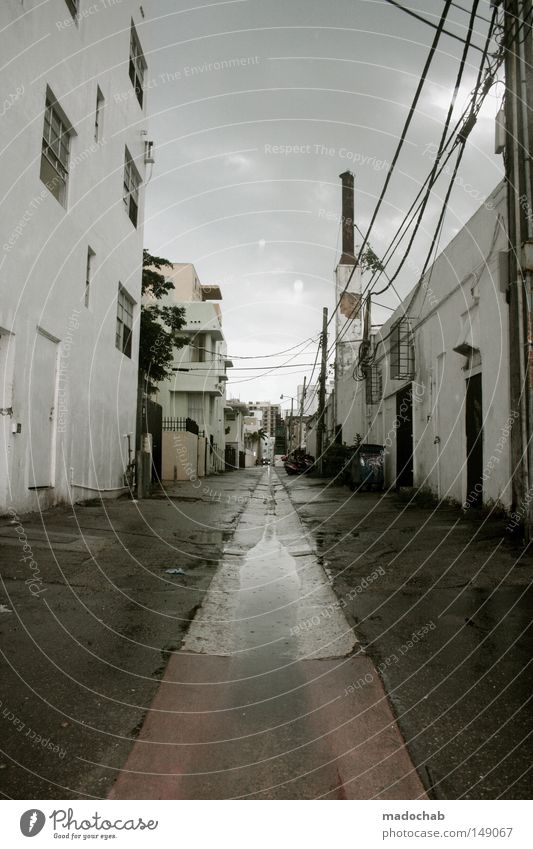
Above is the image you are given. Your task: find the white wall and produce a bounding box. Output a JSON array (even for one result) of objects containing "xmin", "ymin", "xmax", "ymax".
[
  {"xmin": 0, "ymin": 1, "xmax": 147, "ymax": 512},
  {"xmin": 347, "ymin": 182, "xmax": 511, "ymax": 509}
]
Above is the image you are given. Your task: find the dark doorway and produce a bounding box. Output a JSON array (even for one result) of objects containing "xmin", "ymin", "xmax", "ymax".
[
  {"xmin": 145, "ymin": 400, "xmax": 162, "ymax": 482},
  {"xmin": 466, "ymin": 373, "xmax": 483, "ymax": 507},
  {"xmin": 396, "ymin": 385, "xmax": 413, "ymax": 487}
]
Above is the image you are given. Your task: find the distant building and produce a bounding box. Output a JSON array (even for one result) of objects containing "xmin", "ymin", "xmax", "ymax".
[
  {"xmin": 151, "ymin": 263, "xmax": 231, "ymax": 476},
  {"xmin": 247, "ymin": 401, "xmax": 281, "ymax": 437},
  {"xmin": 0, "ymin": 1, "xmax": 148, "ymax": 512}
]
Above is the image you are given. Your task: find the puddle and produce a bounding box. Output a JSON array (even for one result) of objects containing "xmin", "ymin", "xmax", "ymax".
[{"xmin": 182, "ymin": 470, "xmax": 357, "ymax": 662}]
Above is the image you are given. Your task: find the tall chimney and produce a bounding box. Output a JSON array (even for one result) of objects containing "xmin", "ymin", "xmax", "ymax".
[{"xmin": 339, "ymin": 170, "xmax": 355, "ymax": 264}]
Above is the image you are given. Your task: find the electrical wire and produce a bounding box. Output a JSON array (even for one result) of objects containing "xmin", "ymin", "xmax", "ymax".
[
  {"xmin": 326, "ymin": 0, "xmax": 455, "ymax": 338},
  {"xmin": 369, "ymin": 0, "xmax": 481, "ymax": 295},
  {"xmin": 382, "ymin": 0, "xmax": 485, "ymax": 52},
  {"xmin": 333, "ymin": 3, "xmax": 500, "ymax": 360},
  {"xmin": 190, "ymin": 335, "xmax": 318, "ymax": 360}
]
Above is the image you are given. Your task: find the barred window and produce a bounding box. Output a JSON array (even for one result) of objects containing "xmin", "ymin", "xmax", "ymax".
[
  {"xmin": 116, "ymin": 286, "xmax": 134, "ymax": 358},
  {"xmin": 365, "ymin": 364, "xmax": 383, "ymax": 405},
  {"xmin": 123, "ymin": 148, "xmax": 140, "ymax": 227},
  {"xmin": 129, "ymin": 24, "xmax": 146, "ymax": 108},
  {"xmin": 390, "ymin": 317, "xmax": 415, "ymax": 380},
  {"xmin": 40, "ymin": 98, "xmax": 71, "ymax": 206}
]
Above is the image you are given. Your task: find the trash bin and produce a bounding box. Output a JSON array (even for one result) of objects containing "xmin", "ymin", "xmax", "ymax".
[{"xmin": 349, "ymin": 443, "xmax": 384, "ymax": 491}]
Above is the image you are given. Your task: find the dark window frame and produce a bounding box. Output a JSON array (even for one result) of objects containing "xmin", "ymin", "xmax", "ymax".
[
  {"xmin": 85, "ymin": 247, "xmax": 94, "ymax": 308},
  {"xmin": 129, "ymin": 23, "xmax": 147, "ymax": 108},
  {"xmin": 116, "ymin": 285, "xmax": 134, "ymax": 358},
  {"xmin": 123, "ymin": 147, "xmax": 141, "ymax": 227},
  {"xmin": 40, "ymin": 95, "xmax": 72, "ymax": 206},
  {"xmin": 64, "ymin": 0, "xmax": 79, "ymax": 19},
  {"xmin": 390, "ymin": 317, "xmax": 415, "ymax": 380},
  {"xmin": 94, "ymin": 86, "xmax": 105, "ymax": 142}
]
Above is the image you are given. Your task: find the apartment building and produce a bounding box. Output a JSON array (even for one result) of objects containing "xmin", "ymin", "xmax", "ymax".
[
  {"xmin": 152, "ymin": 264, "xmax": 232, "ymax": 475},
  {"xmin": 0, "ymin": 0, "xmax": 149, "ymax": 512}
]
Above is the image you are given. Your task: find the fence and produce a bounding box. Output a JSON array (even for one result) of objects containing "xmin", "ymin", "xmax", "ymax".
[{"xmin": 162, "ymin": 417, "xmax": 199, "ymax": 435}]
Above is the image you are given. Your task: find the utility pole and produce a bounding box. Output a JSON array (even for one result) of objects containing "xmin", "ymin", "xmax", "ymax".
[
  {"xmin": 288, "ymin": 397, "xmax": 293, "ymax": 452},
  {"xmin": 316, "ymin": 307, "xmax": 328, "ymax": 472},
  {"xmin": 298, "ymin": 376, "xmax": 307, "ymax": 449},
  {"xmin": 504, "ymin": 0, "xmax": 533, "ymax": 536}
]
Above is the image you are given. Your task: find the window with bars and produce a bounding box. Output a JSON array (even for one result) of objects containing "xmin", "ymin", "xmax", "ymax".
[
  {"xmin": 64, "ymin": 0, "xmax": 79, "ymax": 18},
  {"xmin": 94, "ymin": 87, "xmax": 104, "ymax": 142},
  {"xmin": 85, "ymin": 247, "xmax": 94, "ymax": 308},
  {"xmin": 390, "ymin": 317, "xmax": 415, "ymax": 380},
  {"xmin": 123, "ymin": 148, "xmax": 140, "ymax": 227},
  {"xmin": 129, "ymin": 24, "xmax": 146, "ymax": 108},
  {"xmin": 116, "ymin": 286, "xmax": 134, "ymax": 357},
  {"xmin": 40, "ymin": 97, "xmax": 72, "ymax": 206},
  {"xmin": 365, "ymin": 364, "xmax": 383, "ymax": 405}
]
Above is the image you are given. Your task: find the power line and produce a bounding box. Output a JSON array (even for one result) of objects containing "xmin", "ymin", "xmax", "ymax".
[
  {"xmin": 368, "ymin": 0, "xmax": 481, "ymax": 294},
  {"xmin": 190, "ymin": 336, "xmax": 318, "ymax": 360},
  {"xmin": 333, "ymin": 3, "xmax": 499, "ymax": 358},
  {"xmin": 326, "ymin": 0, "xmax": 455, "ymax": 338},
  {"xmin": 382, "ymin": 0, "xmax": 485, "ymax": 52}
]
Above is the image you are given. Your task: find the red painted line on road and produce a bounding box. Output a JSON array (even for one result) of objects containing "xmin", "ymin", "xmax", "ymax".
[{"xmin": 109, "ymin": 652, "xmax": 426, "ymax": 800}]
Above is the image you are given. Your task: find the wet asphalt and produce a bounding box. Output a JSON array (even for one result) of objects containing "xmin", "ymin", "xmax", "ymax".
[
  {"xmin": 277, "ymin": 472, "xmax": 533, "ymax": 799},
  {"xmin": 0, "ymin": 467, "xmax": 530, "ymax": 799},
  {"xmin": 109, "ymin": 468, "xmax": 423, "ymax": 800}
]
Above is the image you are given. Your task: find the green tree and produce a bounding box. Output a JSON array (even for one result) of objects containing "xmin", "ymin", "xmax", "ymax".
[
  {"xmin": 360, "ymin": 246, "xmax": 384, "ymax": 274},
  {"xmin": 139, "ymin": 250, "xmax": 186, "ymax": 390}
]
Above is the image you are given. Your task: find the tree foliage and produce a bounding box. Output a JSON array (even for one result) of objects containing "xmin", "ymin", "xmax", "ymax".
[
  {"xmin": 139, "ymin": 250, "xmax": 186, "ymax": 389},
  {"xmin": 360, "ymin": 246, "xmax": 384, "ymax": 274}
]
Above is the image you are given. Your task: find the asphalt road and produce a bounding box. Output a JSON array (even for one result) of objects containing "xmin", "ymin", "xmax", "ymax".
[
  {"xmin": 0, "ymin": 466, "xmax": 530, "ymax": 799},
  {"xmin": 277, "ymin": 472, "xmax": 532, "ymax": 800}
]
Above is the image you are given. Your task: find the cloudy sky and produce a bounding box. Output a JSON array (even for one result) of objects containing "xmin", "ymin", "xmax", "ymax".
[{"xmin": 140, "ymin": 0, "xmax": 503, "ymax": 406}]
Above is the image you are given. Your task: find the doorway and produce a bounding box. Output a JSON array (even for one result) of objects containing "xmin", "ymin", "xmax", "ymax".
[
  {"xmin": 396, "ymin": 385, "xmax": 413, "ymax": 487},
  {"xmin": 29, "ymin": 331, "xmax": 58, "ymax": 488},
  {"xmin": 465, "ymin": 373, "xmax": 483, "ymax": 507}
]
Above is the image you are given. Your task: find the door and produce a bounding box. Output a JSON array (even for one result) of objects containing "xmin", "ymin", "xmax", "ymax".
[
  {"xmin": 145, "ymin": 399, "xmax": 162, "ymax": 481},
  {"xmin": 396, "ymin": 385, "xmax": 413, "ymax": 487},
  {"xmin": 466, "ymin": 373, "xmax": 483, "ymax": 507},
  {"xmin": 29, "ymin": 332, "xmax": 58, "ymax": 487}
]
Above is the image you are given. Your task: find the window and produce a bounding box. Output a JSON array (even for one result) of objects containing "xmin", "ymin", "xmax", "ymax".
[
  {"xmin": 94, "ymin": 87, "xmax": 104, "ymax": 142},
  {"xmin": 390, "ymin": 317, "xmax": 415, "ymax": 380},
  {"xmin": 40, "ymin": 96, "xmax": 72, "ymax": 206},
  {"xmin": 188, "ymin": 395, "xmax": 204, "ymax": 428},
  {"xmin": 365, "ymin": 364, "xmax": 382, "ymax": 405},
  {"xmin": 116, "ymin": 286, "xmax": 134, "ymax": 357},
  {"xmin": 123, "ymin": 148, "xmax": 141, "ymax": 227},
  {"xmin": 65, "ymin": 0, "xmax": 79, "ymax": 18},
  {"xmin": 85, "ymin": 247, "xmax": 94, "ymax": 308},
  {"xmin": 129, "ymin": 23, "xmax": 146, "ymax": 108}
]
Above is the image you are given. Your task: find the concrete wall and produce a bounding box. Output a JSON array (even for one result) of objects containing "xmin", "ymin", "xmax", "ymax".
[
  {"xmin": 0, "ymin": 1, "xmax": 147, "ymax": 512},
  {"xmin": 197, "ymin": 437, "xmax": 207, "ymax": 477},
  {"xmin": 162, "ymin": 432, "xmax": 198, "ymax": 481}
]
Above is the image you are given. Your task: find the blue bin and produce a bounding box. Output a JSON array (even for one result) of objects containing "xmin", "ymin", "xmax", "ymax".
[{"xmin": 350, "ymin": 444, "xmax": 384, "ymax": 491}]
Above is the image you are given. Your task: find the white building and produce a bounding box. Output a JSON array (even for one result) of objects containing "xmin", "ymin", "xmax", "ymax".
[
  {"xmin": 297, "ymin": 383, "xmax": 319, "ymax": 416},
  {"xmin": 0, "ymin": 1, "xmax": 149, "ymax": 513},
  {"xmin": 152, "ymin": 264, "xmax": 232, "ymax": 475},
  {"xmin": 342, "ymin": 182, "xmax": 512, "ymax": 509}
]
